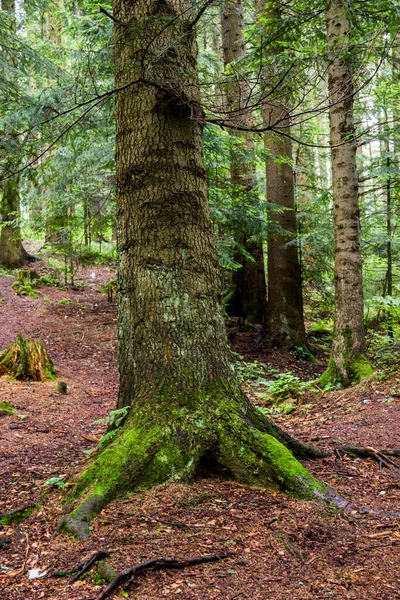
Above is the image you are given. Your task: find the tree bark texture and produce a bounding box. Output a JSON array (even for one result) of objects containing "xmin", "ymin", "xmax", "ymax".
[
  {"xmin": 321, "ymin": 0, "xmax": 370, "ymax": 387},
  {"xmin": 0, "ymin": 0, "xmax": 27, "ymax": 268},
  {"xmin": 258, "ymin": 0, "xmax": 307, "ymax": 348},
  {"xmin": 0, "ymin": 176, "xmax": 27, "ymax": 268},
  {"xmin": 221, "ymin": 0, "xmax": 266, "ymax": 324},
  {"xmin": 62, "ymin": 0, "xmax": 345, "ymax": 539}
]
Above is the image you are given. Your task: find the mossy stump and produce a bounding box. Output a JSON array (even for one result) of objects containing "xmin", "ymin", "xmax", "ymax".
[
  {"xmin": 0, "ymin": 334, "xmax": 56, "ymax": 381},
  {"xmin": 12, "ymin": 269, "xmax": 41, "ymax": 297}
]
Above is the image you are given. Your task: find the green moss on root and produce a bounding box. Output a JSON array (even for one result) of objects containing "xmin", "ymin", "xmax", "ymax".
[
  {"xmin": 62, "ymin": 378, "xmax": 346, "ymax": 539},
  {"xmin": 0, "ymin": 504, "xmax": 40, "ymax": 526},
  {"xmin": 319, "ymin": 355, "xmax": 373, "ymax": 389}
]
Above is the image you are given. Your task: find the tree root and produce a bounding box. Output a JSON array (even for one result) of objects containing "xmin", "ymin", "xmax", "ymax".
[
  {"xmin": 0, "ymin": 502, "xmax": 40, "ymax": 526},
  {"xmin": 336, "ymin": 446, "xmax": 400, "ymax": 470},
  {"xmin": 96, "ymin": 554, "xmax": 229, "ymax": 600},
  {"xmin": 58, "ymin": 382, "xmax": 342, "ymax": 540},
  {"xmin": 51, "ymin": 550, "xmax": 110, "ymax": 582},
  {"xmin": 247, "ymin": 403, "xmax": 328, "ymax": 460}
]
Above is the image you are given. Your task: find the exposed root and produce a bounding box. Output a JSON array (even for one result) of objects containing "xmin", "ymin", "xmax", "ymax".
[
  {"xmin": 51, "ymin": 550, "xmax": 110, "ymax": 582},
  {"xmin": 59, "ymin": 382, "xmax": 344, "ymax": 540},
  {"xmin": 247, "ymin": 403, "xmax": 328, "ymax": 460},
  {"xmin": 62, "ymin": 496, "xmax": 107, "ymax": 541},
  {"xmin": 336, "ymin": 446, "xmax": 400, "ymax": 470},
  {"xmin": 96, "ymin": 554, "xmax": 229, "ymax": 600},
  {"xmin": 0, "ymin": 502, "xmax": 40, "ymax": 526}
]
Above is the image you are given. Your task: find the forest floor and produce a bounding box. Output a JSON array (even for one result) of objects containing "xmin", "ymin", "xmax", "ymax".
[{"xmin": 0, "ymin": 256, "xmax": 399, "ymax": 599}]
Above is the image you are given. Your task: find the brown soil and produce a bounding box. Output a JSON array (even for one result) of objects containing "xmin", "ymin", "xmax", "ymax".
[{"xmin": 0, "ymin": 261, "xmax": 399, "ymax": 599}]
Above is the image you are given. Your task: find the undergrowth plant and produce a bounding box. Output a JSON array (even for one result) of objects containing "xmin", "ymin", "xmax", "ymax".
[{"xmin": 91, "ymin": 407, "xmax": 129, "ymax": 449}]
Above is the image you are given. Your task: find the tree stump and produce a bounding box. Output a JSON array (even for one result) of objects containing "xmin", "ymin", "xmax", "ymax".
[
  {"xmin": 12, "ymin": 269, "xmax": 41, "ymax": 296},
  {"xmin": 0, "ymin": 334, "xmax": 56, "ymax": 381}
]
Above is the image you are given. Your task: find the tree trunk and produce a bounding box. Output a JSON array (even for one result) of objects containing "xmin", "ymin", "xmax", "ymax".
[
  {"xmin": 0, "ymin": 176, "xmax": 28, "ymax": 268},
  {"xmin": 221, "ymin": 0, "xmax": 266, "ymax": 324},
  {"xmin": 320, "ymin": 0, "xmax": 371, "ymax": 387},
  {"xmin": 63, "ymin": 0, "xmax": 344, "ymax": 540},
  {"xmin": 258, "ymin": 1, "xmax": 307, "ymax": 349},
  {"xmin": 0, "ymin": 0, "xmax": 28, "ymax": 268}
]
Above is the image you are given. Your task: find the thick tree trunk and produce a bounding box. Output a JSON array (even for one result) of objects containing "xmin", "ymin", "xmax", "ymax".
[
  {"xmin": 221, "ymin": 0, "xmax": 266, "ymax": 324},
  {"xmin": 0, "ymin": 176, "xmax": 27, "ymax": 268},
  {"xmin": 320, "ymin": 0, "xmax": 371, "ymax": 388},
  {"xmin": 258, "ymin": 1, "xmax": 307, "ymax": 349},
  {"xmin": 0, "ymin": 0, "xmax": 27, "ymax": 268},
  {"xmin": 63, "ymin": 0, "xmax": 345, "ymax": 540}
]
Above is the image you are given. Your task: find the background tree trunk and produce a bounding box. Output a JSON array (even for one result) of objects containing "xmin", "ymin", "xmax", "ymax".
[
  {"xmin": 0, "ymin": 0, "xmax": 28, "ymax": 268},
  {"xmin": 321, "ymin": 0, "xmax": 371, "ymax": 387},
  {"xmin": 221, "ymin": 0, "xmax": 266, "ymax": 324},
  {"xmin": 258, "ymin": 0, "xmax": 307, "ymax": 348},
  {"xmin": 0, "ymin": 176, "xmax": 28, "ymax": 267}
]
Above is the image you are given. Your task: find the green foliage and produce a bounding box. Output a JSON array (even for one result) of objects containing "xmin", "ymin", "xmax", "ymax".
[
  {"xmin": 45, "ymin": 477, "xmax": 65, "ymax": 490},
  {"xmin": 0, "ymin": 401, "xmax": 15, "ymax": 415},
  {"xmin": 92, "ymin": 407, "xmax": 129, "ymax": 449},
  {"xmin": 234, "ymin": 354, "xmax": 272, "ymax": 381}
]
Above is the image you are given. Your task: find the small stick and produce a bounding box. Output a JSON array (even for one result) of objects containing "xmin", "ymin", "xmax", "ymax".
[
  {"xmin": 70, "ymin": 550, "xmax": 110, "ymax": 583},
  {"xmin": 96, "ymin": 554, "xmax": 229, "ymax": 600},
  {"xmin": 51, "ymin": 550, "xmax": 109, "ymax": 580}
]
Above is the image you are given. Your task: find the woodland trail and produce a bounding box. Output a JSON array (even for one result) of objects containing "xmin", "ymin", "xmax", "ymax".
[{"xmin": 0, "ymin": 264, "xmax": 399, "ymax": 599}]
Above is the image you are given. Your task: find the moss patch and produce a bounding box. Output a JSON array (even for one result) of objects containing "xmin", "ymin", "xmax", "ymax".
[
  {"xmin": 62, "ymin": 378, "xmax": 343, "ymax": 539},
  {"xmin": 319, "ymin": 355, "xmax": 373, "ymax": 389},
  {"xmin": 0, "ymin": 503, "xmax": 40, "ymax": 526}
]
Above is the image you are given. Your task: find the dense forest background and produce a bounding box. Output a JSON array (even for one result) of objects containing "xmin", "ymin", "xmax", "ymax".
[{"xmin": 1, "ymin": 0, "xmax": 399, "ymax": 370}]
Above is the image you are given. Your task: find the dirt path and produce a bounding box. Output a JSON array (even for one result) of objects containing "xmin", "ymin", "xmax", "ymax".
[{"xmin": 0, "ymin": 265, "xmax": 399, "ymax": 599}]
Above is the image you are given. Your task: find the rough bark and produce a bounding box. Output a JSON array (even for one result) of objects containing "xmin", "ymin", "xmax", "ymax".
[
  {"xmin": 221, "ymin": 0, "xmax": 266, "ymax": 324},
  {"xmin": 62, "ymin": 0, "xmax": 345, "ymax": 539},
  {"xmin": 0, "ymin": 176, "xmax": 28, "ymax": 268},
  {"xmin": 0, "ymin": 0, "xmax": 28, "ymax": 268},
  {"xmin": 320, "ymin": 0, "xmax": 371, "ymax": 388},
  {"xmin": 258, "ymin": 1, "xmax": 307, "ymax": 349}
]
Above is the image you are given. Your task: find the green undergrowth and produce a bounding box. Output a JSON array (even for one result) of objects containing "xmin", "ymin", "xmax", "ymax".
[
  {"xmin": 234, "ymin": 354, "xmax": 316, "ymax": 414},
  {"xmin": 0, "ymin": 401, "xmax": 15, "ymax": 415},
  {"xmin": 12, "ymin": 269, "xmax": 54, "ymax": 297}
]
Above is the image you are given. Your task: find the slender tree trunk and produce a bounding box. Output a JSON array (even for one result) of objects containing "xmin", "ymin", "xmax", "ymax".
[
  {"xmin": 382, "ymin": 109, "xmax": 393, "ymax": 338},
  {"xmin": 221, "ymin": 0, "xmax": 266, "ymax": 324},
  {"xmin": 320, "ymin": 0, "xmax": 371, "ymax": 387},
  {"xmin": 257, "ymin": 0, "xmax": 307, "ymax": 348},
  {"xmin": 0, "ymin": 0, "xmax": 27, "ymax": 268},
  {"xmin": 62, "ymin": 0, "xmax": 344, "ymax": 540}
]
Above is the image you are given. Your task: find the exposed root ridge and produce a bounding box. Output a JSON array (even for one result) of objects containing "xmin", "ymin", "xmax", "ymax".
[{"xmin": 60, "ymin": 382, "xmax": 342, "ymax": 540}]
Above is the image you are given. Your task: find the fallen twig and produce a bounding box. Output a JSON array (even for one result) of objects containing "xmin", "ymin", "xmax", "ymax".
[
  {"xmin": 96, "ymin": 554, "xmax": 229, "ymax": 600},
  {"xmin": 336, "ymin": 446, "xmax": 400, "ymax": 469}
]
